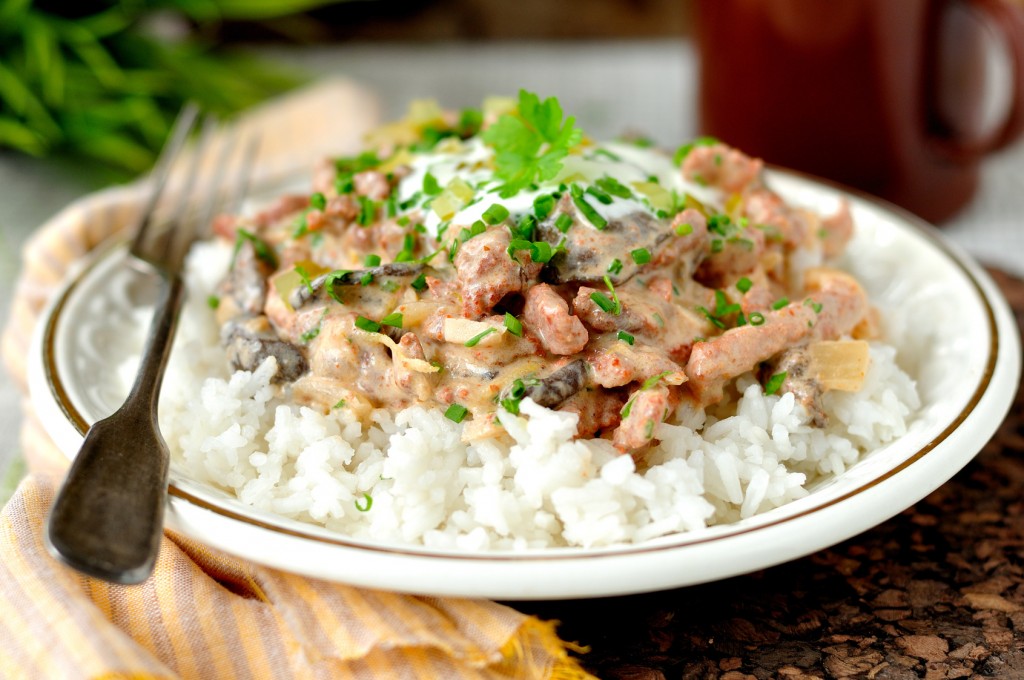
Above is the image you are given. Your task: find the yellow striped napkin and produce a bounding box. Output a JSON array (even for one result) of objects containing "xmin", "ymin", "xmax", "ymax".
[{"xmin": 0, "ymin": 80, "xmax": 593, "ymax": 680}]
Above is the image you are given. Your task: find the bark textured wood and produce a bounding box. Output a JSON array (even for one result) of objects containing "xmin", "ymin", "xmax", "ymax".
[{"xmin": 520, "ymin": 269, "xmax": 1024, "ymax": 679}]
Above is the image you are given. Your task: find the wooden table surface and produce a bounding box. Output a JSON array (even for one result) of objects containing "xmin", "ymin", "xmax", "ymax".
[{"xmin": 520, "ymin": 270, "xmax": 1024, "ymax": 679}]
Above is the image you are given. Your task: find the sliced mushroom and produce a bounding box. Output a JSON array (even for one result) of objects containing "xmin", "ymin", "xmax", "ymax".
[
  {"xmin": 503, "ymin": 359, "xmax": 589, "ymax": 408},
  {"xmin": 289, "ymin": 262, "xmax": 430, "ymax": 309},
  {"xmin": 222, "ymin": 315, "xmax": 308, "ymax": 383}
]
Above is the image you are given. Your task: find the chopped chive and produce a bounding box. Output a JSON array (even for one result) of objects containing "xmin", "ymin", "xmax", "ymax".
[
  {"xmin": 359, "ymin": 272, "xmax": 374, "ymax": 286},
  {"xmin": 444, "ymin": 403, "xmax": 469, "ymax": 423},
  {"xmin": 357, "ymin": 197, "xmax": 377, "ymax": 226},
  {"xmin": 595, "ymin": 176, "xmax": 633, "ymax": 199},
  {"xmin": 772, "ymin": 297, "xmax": 790, "ymax": 310},
  {"xmin": 364, "ymin": 254, "xmax": 381, "ymax": 267},
  {"xmin": 697, "ymin": 306, "xmax": 726, "ymax": 329},
  {"xmin": 593, "ymin": 148, "xmax": 622, "ymax": 161},
  {"xmin": 554, "ymin": 213, "xmax": 574, "ymax": 233},
  {"xmin": 510, "ymin": 379, "xmax": 527, "ymax": 398},
  {"xmin": 381, "ymin": 312, "xmax": 403, "ymax": 328},
  {"xmin": 381, "ymin": 280, "xmax": 399, "ymax": 292},
  {"xmin": 630, "ymin": 248, "xmax": 651, "ymax": 265},
  {"xmin": 322, "ymin": 270, "xmax": 351, "ymax": 303},
  {"xmin": 464, "ymin": 327, "xmax": 498, "ymax": 347},
  {"xmin": 500, "ymin": 398, "xmax": 521, "ymax": 415},
  {"xmin": 642, "ymin": 370, "xmax": 673, "ymax": 390},
  {"xmin": 710, "ymin": 239, "xmax": 724, "ymax": 254},
  {"xmin": 620, "ymin": 399, "xmax": 635, "ymax": 419},
  {"xmin": 300, "ymin": 326, "xmax": 321, "ymax": 343},
  {"xmin": 533, "ymin": 193, "xmax": 556, "ymax": 219},
  {"xmin": 332, "ymin": 399, "xmax": 346, "ymax": 409},
  {"xmin": 675, "ymin": 222, "xmax": 694, "ymax": 236},
  {"xmin": 804, "ymin": 298, "xmax": 823, "ymax": 314},
  {"xmin": 585, "ymin": 185, "xmax": 613, "ymax": 205},
  {"xmin": 607, "ymin": 258, "xmax": 623, "ymax": 275},
  {"xmin": 504, "ymin": 312, "xmax": 523, "ymax": 337},
  {"xmin": 617, "ymin": 330, "xmax": 635, "ymax": 345},
  {"xmin": 569, "ymin": 184, "xmax": 608, "ymax": 230},
  {"xmin": 355, "ymin": 316, "xmax": 381, "ymax": 333},
  {"xmin": 708, "ymin": 214, "xmax": 731, "ymax": 235},
  {"xmin": 749, "ymin": 311, "xmax": 766, "ymax": 326},
  {"xmin": 355, "ymin": 493, "xmax": 373, "ymax": 512},
  {"xmin": 603, "ymin": 275, "xmax": 622, "ymax": 315},
  {"xmin": 590, "ymin": 291, "xmax": 617, "ymax": 314},
  {"xmin": 643, "ymin": 419, "xmax": 655, "ymax": 439},
  {"xmin": 765, "ymin": 371, "xmax": 787, "ymax": 395},
  {"xmin": 652, "ymin": 312, "xmax": 665, "ymax": 327},
  {"xmin": 206, "ymin": 295, "xmax": 220, "ymax": 309},
  {"xmin": 422, "ymin": 172, "xmax": 442, "ymax": 196},
  {"xmin": 310, "ymin": 192, "xmax": 326, "ymax": 210},
  {"xmin": 411, "ymin": 273, "xmax": 428, "ymax": 291},
  {"xmin": 530, "ymin": 241, "xmax": 553, "ymax": 264},
  {"xmin": 736, "ymin": 276, "xmax": 752, "ymax": 293},
  {"xmin": 482, "ymin": 203, "xmax": 510, "ymax": 225}
]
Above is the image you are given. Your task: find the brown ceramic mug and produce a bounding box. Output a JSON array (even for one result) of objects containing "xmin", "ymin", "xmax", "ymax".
[{"xmin": 695, "ymin": 0, "xmax": 1024, "ymax": 223}]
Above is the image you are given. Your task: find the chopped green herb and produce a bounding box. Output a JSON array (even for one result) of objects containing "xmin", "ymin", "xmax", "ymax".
[
  {"xmin": 355, "ymin": 493, "xmax": 373, "ymax": 512},
  {"xmin": 422, "ymin": 171, "xmax": 442, "ymax": 196},
  {"xmin": 554, "ymin": 213, "xmax": 573, "ymax": 233},
  {"xmin": 504, "ymin": 313, "xmax": 523, "ymax": 337},
  {"xmin": 697, "ymin": 306, "xmax": 726, "ymax": 329},
  {"xmin": 585, "ymin": 185, "xmax": 613, "ymax": 205},
  {"xmin": 363, "ymin": 254, "xmax": 381, "ymax": 267},
  {"xmin": 675, "ymin": 222, "xmax": 694, "ymax": 236},
  {"xmin": 381, "ymin": 279, "xmax": 400, "ymax": 292},
  {"xmin": 444, "ymin": 403, "xmax": 469, "ymax": 423},
  {"xmin": 300, "ymin": 326, "xmax": 321, "ymax": 343},
  {"xmin": 617, "ymin": 330, "xmax": 635, "ymax": 345},
  {"xmin": 464, "ymin": 327, "xmax": 498, "ymax": 347},
  {"xmin": 736, "ymin": 276, "xmax": 752, "ymax": 293},
  {"xmin": 310, "ymin": 192, "xmax": 326, "ymax": 210},
  {"xmin": 359, "ymin": 271, "xmax": 374, "ymax": 286},
  {"xmin": 772, "ymin": 297, "xmax": 790, "ymax": 310},
  {"xmin": 603, "ymin": 275, "xmax": 622, "ymax": 314},
  {"xmin": 749, "ymin": 311, "xmax": 766, "ymax": 326},
  {"xmin": 206, "ymin": 295, "xmax": 220, "ymax": 309},
  {"xmin": 652, "ymin": 312, "xmax": 665, "ymax": 328},
  {"xmin": 804, "ymin": 298, "xmax": 823, "ymax": 314},
  {"xmin": 641, "ymin": 371, "xmax": 673, "ymax": 390},
  {"xmin": 765, "ymin": 371, "xmax": 787, "ymax": 395},
  {"xmin": 595, "ymin": 176, "xmax": 633, "ymax": 199},
  {"xmin": 534, "ymin": 193, "xmax": 557, "ymax": 219},
  {"xmin": 708, "ymin": 214, "xmax": 731, "ymax": 235},
  {"xmin": 643, "ymin": 419, "xmax": 655, "ymax": 439},
  {"xmin": 607, "ymin": 258, "xmax": 623, "ymax": 275},
  {"xmin": 630, "ymin": 248, "xmax": 651, "ymax": 265},
  {"xmin": 590, "ymin": 291, "xmax": 617, "ymax": 314},
  {"xmin": 482, "ymin": 203, "xmax": 510, "ymax": 225},
  {"xmin": 357, "ymin": 196, "xmax": 377, "ymax": 226},
  {"xmin": 381, "ymin": 312, "xmax": 403, "ymax": 328},
  {"xmin": 500, "ymin": 398, "xmax": 521, "ymax": 415},
  {"xmin": 233, "ymin": 229, "xmax": 278, "ymax": 269},
  {"xmin": 672, "ymin": 136, "xmax": 718, "ymax": 165},
  {"xmin": 569, "ymin": 184, "xmax": 608, "ymax": 229},
  {"xmin": 294, "ymin": 264, "xmax": 315, "ymax": 294},
  {"xmin": 355, "ymin": 316, "xmax": 381, "ymax": 333},
  {"xmin": 322, "ymin": 270, "xmax": 352, "ymax": 304},
  {"xmin": 332, "ymin": 399, "xmax": 346, "ymax": 409},
  {"xmin": 592, "ymin": 148, "xmax": 622, "ymax": 161},
  {"xmin": 710, "ymin": 239, "xmax": 724, "ymax": 254},
  {"xmin": 410, "ymin": 273, "xmax": 428, "ymax": 291}
]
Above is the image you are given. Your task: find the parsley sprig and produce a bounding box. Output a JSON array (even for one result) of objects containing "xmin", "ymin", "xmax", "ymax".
[{"xmin": 482, "ymin": 90, "xmax": 583, "ymax": 197}]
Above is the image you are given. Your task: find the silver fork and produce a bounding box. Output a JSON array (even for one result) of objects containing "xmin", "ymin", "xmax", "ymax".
[{"xmin": 46, "ymin": 106, "xmax": 257, "ymax": 584}]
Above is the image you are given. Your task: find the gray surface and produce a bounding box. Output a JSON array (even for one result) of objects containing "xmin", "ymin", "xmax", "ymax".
[{"xmin": 1, "ymin": 39, "xmax": 1022, "ymax": 487}]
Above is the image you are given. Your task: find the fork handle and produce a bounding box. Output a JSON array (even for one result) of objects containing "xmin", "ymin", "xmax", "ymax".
[{"xmin": 46, "ymin": 273, "xmax": 184, "ymax": 584}]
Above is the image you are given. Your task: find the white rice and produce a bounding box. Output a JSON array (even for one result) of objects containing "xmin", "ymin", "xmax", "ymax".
[{"xmin": 158, "ymin": 242, "xmax": 921, "ymax": 550}]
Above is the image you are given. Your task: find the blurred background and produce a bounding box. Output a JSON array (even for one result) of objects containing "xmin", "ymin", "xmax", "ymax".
[{"xmin": 2, "ymin": 0, "xmax": 1024, "ymax": 488}]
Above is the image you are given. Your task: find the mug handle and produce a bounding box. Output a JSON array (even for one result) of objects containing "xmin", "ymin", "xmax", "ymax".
[{"xmin": 940, "ymin": 0, "xmax": 1024, "ymax": 156}]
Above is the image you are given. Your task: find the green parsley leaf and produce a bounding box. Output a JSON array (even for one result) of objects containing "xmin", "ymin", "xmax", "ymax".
[
  {"xmin": 504, "ymin": 312, "xmax": 523, "ymax": 337},
  {"xmin": 381, "ymin": 312, "xmax": 403, "ymax": 328},
  {"xmin": 482, "ymin": 89, "xmax": 583, "ymax": 196}
]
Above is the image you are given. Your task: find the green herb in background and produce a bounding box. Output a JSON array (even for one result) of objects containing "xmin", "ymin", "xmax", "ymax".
[{"xmin": 0, "ymin": 1, "xmax": 341, "ymax": 181}]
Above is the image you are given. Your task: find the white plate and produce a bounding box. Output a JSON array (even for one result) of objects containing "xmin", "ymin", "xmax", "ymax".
[{"xmin": 29, "ymin": 171, "xmax": 1021, "ymax": 600}]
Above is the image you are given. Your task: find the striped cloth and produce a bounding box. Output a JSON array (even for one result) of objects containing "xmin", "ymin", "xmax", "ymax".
[{"xmin": 0, "ymin": 80, "xmax": 593, "ymax": 680}]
